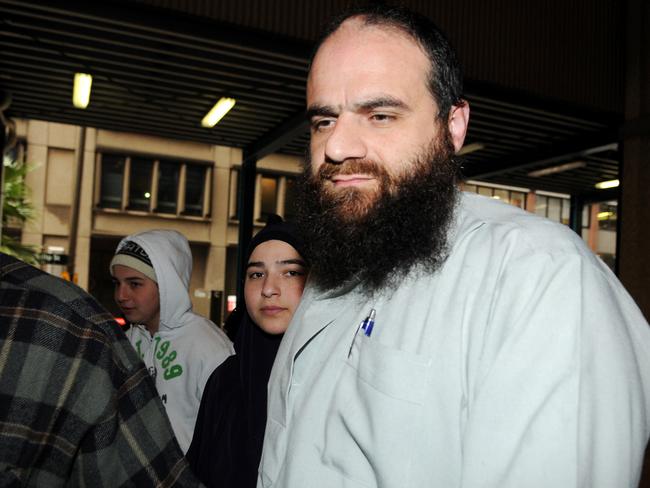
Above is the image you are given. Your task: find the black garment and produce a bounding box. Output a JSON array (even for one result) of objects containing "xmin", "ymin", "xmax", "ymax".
[{"xmin": 186, "ymin": 308, "xmax": 283, "ymax": 488}]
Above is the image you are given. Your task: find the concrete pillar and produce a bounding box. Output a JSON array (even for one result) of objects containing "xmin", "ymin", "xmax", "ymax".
[
  {"xmin": 618, "ymin": 0, "xmax": 650, "ymax": 322},
  {"xmin": 22, "ymin": 120, "xmax": 48, "ymax": 249},
  {"xmin": 0, "ymin": 114, "xmax": 5, "ymax": 230},
  {"xmin": 621, "ymin": 0, "xmax": 650, "ymax": 486},
  {"xmin": 587, "ymin": 204, "xmax": 600, "ymax": 253},
  {"xmin": 75, "ymin": 128, "xmax": 97, "ymax": 290},
  {"xmin": 204, "ymin": 145, "xmax": 239, "ymax": 323},
  {"xmin": 525, "ymin": 190, "xmax": 536, "ymax": 213}
]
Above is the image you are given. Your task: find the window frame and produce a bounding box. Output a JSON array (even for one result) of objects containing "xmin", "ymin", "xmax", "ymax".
[
  {"xmin": 95, "ymin": 151, "xmax": 212, "ymax": 219},
  {"xmin": 228, "ymin": 168, "xmax": 298, "ymax": 223}
]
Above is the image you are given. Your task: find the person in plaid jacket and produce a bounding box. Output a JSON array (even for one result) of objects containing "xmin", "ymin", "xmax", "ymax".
[{"xmin": 0, "ymin": 252, "xmax": 202, "ymax": 487}]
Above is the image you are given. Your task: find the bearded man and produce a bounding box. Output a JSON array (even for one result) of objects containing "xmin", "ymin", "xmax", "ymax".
[{"xmin": 258, "ymin": 5, "xmax": 650, "ymax": 488}]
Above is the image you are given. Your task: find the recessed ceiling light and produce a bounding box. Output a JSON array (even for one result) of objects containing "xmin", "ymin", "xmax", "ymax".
[
  {"xmin": 595, "ymin": 179, "xmax": 619, "ymax": 190},
  {"xmin": 72, "ymin": 73, "xmax": 92, "ymax": 109},
  {"xmin": 201, "ymin": 97, "xmax": 236, "ymax": 128},
  {"xmin": 527, "ymin": 161, "xmax": 586, "ymax": 177}
]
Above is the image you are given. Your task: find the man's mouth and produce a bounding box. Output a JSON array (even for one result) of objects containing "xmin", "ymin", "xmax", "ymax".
[{"xmin": 330, "ymin": 174, "xmax": 376, "ymax": 188}]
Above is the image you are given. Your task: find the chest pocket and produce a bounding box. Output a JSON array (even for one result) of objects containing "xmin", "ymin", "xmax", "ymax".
[{"xmin": 321, "ymin": 333, "xmax": 431, "ymax": 487}]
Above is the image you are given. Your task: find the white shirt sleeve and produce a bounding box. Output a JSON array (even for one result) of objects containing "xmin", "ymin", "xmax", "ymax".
[{"xmin": 461, "ymin": 252, "xmax": 650, "ymax": 488}]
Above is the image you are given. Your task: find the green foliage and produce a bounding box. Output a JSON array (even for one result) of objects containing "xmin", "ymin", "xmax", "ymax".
[{"xmin": 1, "ymin": 154, "xmax": 40, "ymax": 264}]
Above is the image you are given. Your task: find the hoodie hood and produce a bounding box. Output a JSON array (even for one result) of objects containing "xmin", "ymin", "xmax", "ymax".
[{"xmin": 115, "ymin": 229, "xmax": 192, "ymax": 330}]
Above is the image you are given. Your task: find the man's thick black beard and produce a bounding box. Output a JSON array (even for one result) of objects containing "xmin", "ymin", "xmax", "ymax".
[{"xmin": 296, "ymin": 138, "xmax": 460, "ymax": 294}]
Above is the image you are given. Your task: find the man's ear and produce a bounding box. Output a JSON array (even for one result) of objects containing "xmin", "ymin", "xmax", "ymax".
[{"xmin": 448, "ymin": 101, "xmax": 470, "ymax": 153}]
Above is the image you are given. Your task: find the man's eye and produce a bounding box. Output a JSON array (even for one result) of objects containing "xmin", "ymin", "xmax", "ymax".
[
  {"xmin": 248, "ymin": 271, "xmax": 264, "ymax": 280},
  {"xmin": 370, "ymin": 113, "xmax": 395, "ymax": 123},
  {"xmin": 311, "ymin": 118, "xmax": 335, "ymax": 131}
]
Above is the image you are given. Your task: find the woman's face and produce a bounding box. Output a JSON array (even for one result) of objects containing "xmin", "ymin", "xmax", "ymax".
[{"xmin": 244, "ymin": 240, "xmax": 308, "ymax": 334}]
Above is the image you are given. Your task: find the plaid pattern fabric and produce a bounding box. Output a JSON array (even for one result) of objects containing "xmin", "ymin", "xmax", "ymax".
[{"xmin": 0, "ymin": 253, "xmax": 202, "ymax": 487}]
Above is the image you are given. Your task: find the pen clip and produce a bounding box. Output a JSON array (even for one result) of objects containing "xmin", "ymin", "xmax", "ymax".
[
  {"xmin": 363, "ymin": 309, "xmax": 376, "ymax": 337},
  {"xmin": 347, "ymin": 309, "xmax": 376, "ymax": 357}
]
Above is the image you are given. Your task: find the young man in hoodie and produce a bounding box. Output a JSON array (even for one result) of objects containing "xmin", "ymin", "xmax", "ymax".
[{"xmin": 110, "ymin": 229, "xmax": 234, "ymax": 453}]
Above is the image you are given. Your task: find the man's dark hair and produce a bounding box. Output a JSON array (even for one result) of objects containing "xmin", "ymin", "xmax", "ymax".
[{"xmin": 310, "ymin": 4, "xmax": 465, "ymax": 120}]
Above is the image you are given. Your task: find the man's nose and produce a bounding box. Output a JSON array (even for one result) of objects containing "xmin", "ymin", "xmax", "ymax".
[
  {"xmin": 323, "ymin": 115, "xmax": 367, "ymax": 163},
  {"xmin": 261, "ymin": 275, "xmax": 280, "ymax": 298}
]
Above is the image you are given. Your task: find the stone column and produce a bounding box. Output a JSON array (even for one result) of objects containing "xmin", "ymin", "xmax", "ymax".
[
  {"xmin": 621, "ymin": 1, "xmax": 650, "ymax": 486},
  {"xmin": 619, "ymin": 0, "xmax": 650, "ymax": 322}
]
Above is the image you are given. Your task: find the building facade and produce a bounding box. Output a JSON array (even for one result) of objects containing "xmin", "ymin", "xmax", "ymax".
[{"xmin": 12, "ymin": 118, "xmax": 302, "ymax": 323}]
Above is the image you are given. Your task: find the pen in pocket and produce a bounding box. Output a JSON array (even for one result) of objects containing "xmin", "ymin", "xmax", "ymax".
[
  {"xmin": 362, "ymin": 309, "xmax": 376, "ymax": 337},
  {"xmin": 347, "ymin": 308, "xmax": 377, "ymax": 358}
]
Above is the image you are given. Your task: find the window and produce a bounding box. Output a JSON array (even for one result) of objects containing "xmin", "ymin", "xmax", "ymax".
[
  {"xmin": 461, "ymin": 183, "xmax": 477, "ymax": 193},
  {"xmin": 535, "ymin": 195, "xmax": 548, "ymax": 217},
  {"xmin": 463, "ymin": 182, "xmax": 571, "ymax": 223},
  {"xmin": 464, "ymin": 183, "xmax": 528, "ymax": 210},
  {"xmin": 582, "ymin": 204, "xmax": 590, "ymax": 228},
  {"xmin": 260, "ymin": 175, "xmax": 279, "ymax": 222},
  {"xmin": 560, "ymin": 199, "xmax": 571, "ymax": 225},
  {"xmin": 184, "ymin": 164, "xmax": 207, "ymax": 216},
  {"xmin": 510, "ymin": 191, "xmax": 526, "ymax": 209},
  {"xmin": 229, "ymin": 169, "xmax": 299, "ymax": 223},
  {"xmin": 99, "ymin": 154, "xmax": 125, "ymax": 209},
  {"xmin": 547, "ymin": 197, "xmax": 561, "ymax": 222},
  {"xmin": 535, "ymin": 194, "xmax": 570, "ymax": 224},
  {"xmin": 156, "ymin": 161, "xmax": 179, "ymax": 214},
  {"xmin": 493, "ymin": 189, "xmax": 509, "ymax": 202},
  {"xmin": 284, "ymin": 177, "xmax": 299, "ymax": 222},
  {"xmin": 598, "ymin": 202, "xmax": 617, "ymax": 231},
  {"xmin": 128, "ymin": 157, "xmax": 153, "ymax": 211},
  {"xmin": 229, "ymin": 170, "xmax": 242, "ymax": 221},
  {"xmin": 96, "ymin": 153, "xmax": 211, "ymax": 218},
  {"xmin": 581, "ymin": 201, "xmax": 617, "ymax": 271}
]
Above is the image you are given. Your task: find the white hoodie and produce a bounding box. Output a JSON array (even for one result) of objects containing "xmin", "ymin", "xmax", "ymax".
[{"xmin": 115, "ymin": 230, "xmax": 234, "ymax": 453}]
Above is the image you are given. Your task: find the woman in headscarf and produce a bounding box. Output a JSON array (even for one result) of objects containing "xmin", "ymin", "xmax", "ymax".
[{"xmin": 186, "ymin": 215, "xmax": 308, "ymax": 488}]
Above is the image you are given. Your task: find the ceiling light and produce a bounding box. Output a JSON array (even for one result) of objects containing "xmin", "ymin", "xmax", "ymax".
[
  {"xmin": 597, "ymin": 211, "xmax": 615, "ymax": 220},
  {"xmin": 595, "ymin": 179, "xmax": 619, "ymax": 190},
  {"xmin": 458, "ymin": 142, "xmax": 485, "ymax": 156},
  {"xmin": 527, "ymin": 161, "xmax": 586, "ymax": 177},
  {"xmin": 72, "ymin": 73, "xmax": 92, "ymax": 109},
  {"xmin": 201, "ymin": 97, "xmax": 236, "ymax": 127}
]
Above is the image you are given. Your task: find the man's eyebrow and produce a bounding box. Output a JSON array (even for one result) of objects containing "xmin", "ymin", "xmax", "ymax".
[
  {"xmin": 306, "ymin": 97, "xmax": 409, "ymax": 120},
  {"xmin": 306, "ymin": 104, "xmax": 338, "ymax": 120},
  {"xmin": 246, "ymin": 261, "xmax": 265, "ymax": 269},
  {"xmin": 354, "ymin": 96, "xmax": 409, "ymax": 111}
]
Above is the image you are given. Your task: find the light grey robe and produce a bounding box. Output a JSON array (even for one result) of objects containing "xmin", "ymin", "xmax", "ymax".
[{"xmin": 259, "ymin": 192, "xmax": 650, "ymax": 488}]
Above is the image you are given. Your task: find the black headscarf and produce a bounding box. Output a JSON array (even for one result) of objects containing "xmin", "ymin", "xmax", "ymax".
[{"xmin": 186, "ymin": 215, "xmax": 306, "ymax": 488}]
